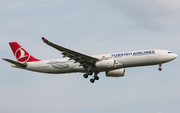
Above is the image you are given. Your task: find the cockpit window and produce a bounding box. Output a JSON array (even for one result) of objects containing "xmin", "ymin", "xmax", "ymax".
[{"xmin": 168, "ymin": 52, "xmax": 173, "ymax": 54}]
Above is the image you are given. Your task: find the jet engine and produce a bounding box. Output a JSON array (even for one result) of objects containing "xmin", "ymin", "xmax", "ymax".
[
  {"xmin": 106, "ymin": 68, "xmax": 125, "ymax": 77},
  {"xmin": 95, "ymin": 59, "xmax": 115, "ymax": 68}
]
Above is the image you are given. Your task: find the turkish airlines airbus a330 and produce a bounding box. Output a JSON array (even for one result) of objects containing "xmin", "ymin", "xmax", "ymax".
[{"xmin": 3, "ymin": 37, "xmax": 178, "ymax": 83}]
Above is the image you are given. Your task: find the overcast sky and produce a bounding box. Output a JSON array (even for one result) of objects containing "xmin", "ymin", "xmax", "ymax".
[{"xmin": 0, "ymin": 0, "xmax": 180, "ymax": 113}]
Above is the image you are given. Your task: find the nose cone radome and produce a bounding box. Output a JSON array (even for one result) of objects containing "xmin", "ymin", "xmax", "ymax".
[
  {"xmin": 168, "ymin": 53, "xmax": 178, "ymax": 61},
  {"xmin": 174, "ymin": 54, "xmax": 178, "ymax": 59}
]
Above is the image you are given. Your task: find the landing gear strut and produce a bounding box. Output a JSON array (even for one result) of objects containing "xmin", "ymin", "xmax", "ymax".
[
  {"xmin": 158, "ymin": 63, "xmax": 162, "ymax": 71},
  {"xmin": 90, "ymin": 73, "xmax": 99, "ymax": 83},
  {"xmin": 88, "ymin": 70, "xmax": 93, "ymax": 75},
  {"xmin": 83, "ymin": 70, "xmax": 93, "ymax": 79},
  {"xmin": 83, "ymin": 71, "xmax": 99, "ymax": 83}
]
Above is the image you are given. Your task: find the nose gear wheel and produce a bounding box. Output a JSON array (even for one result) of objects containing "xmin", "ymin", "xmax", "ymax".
[{"xmin": 158, "ymin": 63, "xmax": 162, "ymax": 71}]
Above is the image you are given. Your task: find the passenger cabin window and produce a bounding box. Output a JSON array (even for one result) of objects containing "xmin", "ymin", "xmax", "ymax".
[{"xmin": 168, "ymin": 52, "xmax": 173, "ymax": 54}]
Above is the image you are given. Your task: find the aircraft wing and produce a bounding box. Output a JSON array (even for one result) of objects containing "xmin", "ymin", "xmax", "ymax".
[{"xmin": 42, "ymin": 37, "xmax": 99, "ymax": 68}]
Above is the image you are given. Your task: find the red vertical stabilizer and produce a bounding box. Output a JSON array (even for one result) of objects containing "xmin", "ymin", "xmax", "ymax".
[{"xmin": 9, "ymin": 42, "xmax": 41, "ymax": 62}]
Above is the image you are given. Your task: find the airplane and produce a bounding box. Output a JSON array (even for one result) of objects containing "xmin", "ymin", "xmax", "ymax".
[{"xmin": 2, "ymin": 37, "xmax": 178, "ymax": 83}]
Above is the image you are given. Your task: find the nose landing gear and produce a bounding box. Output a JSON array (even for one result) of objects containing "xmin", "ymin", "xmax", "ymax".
[{"xmin": 158, "ymin": 63, "xmax": 162, "ymax": 71}]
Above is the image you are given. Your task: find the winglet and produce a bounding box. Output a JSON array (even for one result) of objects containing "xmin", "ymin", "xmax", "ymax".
[{"xmin": 42, "ymin": 37, "xmax": 49, "ymax": 43}]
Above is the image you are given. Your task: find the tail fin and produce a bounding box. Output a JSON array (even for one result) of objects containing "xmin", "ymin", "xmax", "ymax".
[{"xmin": 9, "ymin": 42, "xmax": 41, "ymax": 62}]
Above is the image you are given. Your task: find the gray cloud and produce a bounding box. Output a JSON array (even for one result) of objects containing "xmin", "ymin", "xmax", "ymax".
[{"xmin": 100, "ymin": 0, "xmax": 180, "ymax": 32}]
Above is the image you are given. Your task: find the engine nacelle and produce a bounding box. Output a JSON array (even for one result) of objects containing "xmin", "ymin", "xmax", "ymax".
[
  {"xmin": 95, "ymin": 59, "xmax": 115, "ymax": 68},
  {"xmin": 106, "ymin": 68, "xmax": 125, "ymax": 77}
]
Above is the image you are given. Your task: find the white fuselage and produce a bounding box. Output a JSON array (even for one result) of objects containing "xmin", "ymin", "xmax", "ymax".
[{"xmin": 15, "ymin": 49, "xmax": 177, "ymax": 74}]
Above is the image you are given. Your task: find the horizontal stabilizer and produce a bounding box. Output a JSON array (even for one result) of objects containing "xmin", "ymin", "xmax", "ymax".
[{"xmin": 2, "ymin": 58, "xmax": 27, "ymax": 68}]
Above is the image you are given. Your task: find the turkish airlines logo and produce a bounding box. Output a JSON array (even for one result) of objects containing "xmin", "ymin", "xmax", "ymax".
[{"xmin": 15, "ymin": 48, "xmax": 30, "ymax": 62}]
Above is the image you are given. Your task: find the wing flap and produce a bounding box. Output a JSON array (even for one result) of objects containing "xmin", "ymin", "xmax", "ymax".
[
  {"xmin": 42, "ymin": 37, "xmax": 98, "ymax": 68},
  {"xmin": 46, "ymin": 42, "xmax": 97, "ymax": 61}
]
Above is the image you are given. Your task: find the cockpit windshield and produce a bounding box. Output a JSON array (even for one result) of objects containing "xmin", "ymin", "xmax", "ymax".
[{"xmin": 168, "ymin": 51, "xmax": 173, "ymax": 54}]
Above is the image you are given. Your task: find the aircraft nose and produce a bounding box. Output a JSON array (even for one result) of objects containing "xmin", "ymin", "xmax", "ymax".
[{"xmin": 174, "ymin": 54, "xmax": 178, "ymax": 59}]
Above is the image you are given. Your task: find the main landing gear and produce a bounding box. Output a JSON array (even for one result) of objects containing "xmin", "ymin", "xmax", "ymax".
[
  {"xmin": 83, "ymin": 71, "xmax": 99, "ymax": 83},
  {"xmin": 158, "ymin": 63, "xmax": 162, "ymax": 71},
  {"xmin": 83, "ymin": 70, "xmax": 93, "ymax": 78},
  {"xmin": 90, "ymin": 73, "xmax": 99, "ymax": 83}
]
